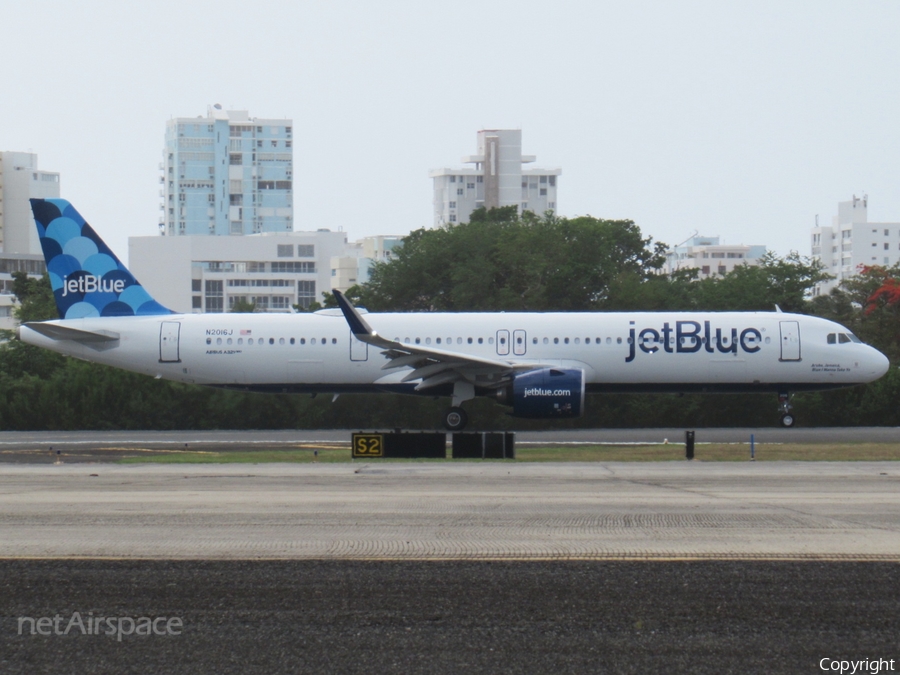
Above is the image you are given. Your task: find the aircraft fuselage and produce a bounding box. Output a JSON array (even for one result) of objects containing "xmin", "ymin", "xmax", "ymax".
[{"xmin": 18, "ymin": 309, "xmax": 889, "ymax": 396}]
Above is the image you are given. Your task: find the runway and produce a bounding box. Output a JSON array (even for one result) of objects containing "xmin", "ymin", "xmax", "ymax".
[
  {"xmin": 1, "ymin": 462, "xmax": 898, "ymax": 560},
  {"xmin": 4, "ymin": 459, "xmax": 899, "ymax": 672}
]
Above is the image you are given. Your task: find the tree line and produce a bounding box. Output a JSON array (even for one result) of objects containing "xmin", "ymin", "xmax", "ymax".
[{"xmin": 2, "ymin": 206, "xmax": 898, "ymax": 430}]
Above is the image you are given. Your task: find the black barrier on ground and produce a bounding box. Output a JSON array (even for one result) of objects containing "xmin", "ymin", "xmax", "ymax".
[
  {"xmin": 685, "ymin": 430, "xmax": 695, "ymax": 460},
  {"xmin": 352, "ymin": 432, "xmax": 447, "ymax": 459},
  {"xmin": 451, "ymin": 433, "xmax": 515, "ymax": 459}
]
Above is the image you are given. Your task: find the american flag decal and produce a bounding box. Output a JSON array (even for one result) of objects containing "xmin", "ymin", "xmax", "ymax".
[{"xmin": 240, "ymin": 329, "xmax": 252, "ymax": 335}]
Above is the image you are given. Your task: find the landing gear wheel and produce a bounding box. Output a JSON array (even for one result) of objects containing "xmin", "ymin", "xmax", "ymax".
[
  {"xmin": 777, "ymin": 392, "xmax": 794, "ymax": 428},
  {"xmin": 443, "ymin": 407, "xmax": 468, "ymax": 432}
]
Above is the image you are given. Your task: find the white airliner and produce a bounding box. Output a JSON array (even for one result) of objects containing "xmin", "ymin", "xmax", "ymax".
[{"xmin": 17, "ymin": 199, "xmax": 890, "ymax": 430}]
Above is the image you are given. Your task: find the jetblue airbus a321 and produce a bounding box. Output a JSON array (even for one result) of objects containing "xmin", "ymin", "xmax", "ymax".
[{"xmin": 18, "ymin": 199, "xmax": 890, "ymax": 430}]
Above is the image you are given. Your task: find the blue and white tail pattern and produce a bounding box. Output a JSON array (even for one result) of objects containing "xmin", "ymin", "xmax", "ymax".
[{"xmin": 30, "ymin": 198, "xmax": 173, "ymax": 319}]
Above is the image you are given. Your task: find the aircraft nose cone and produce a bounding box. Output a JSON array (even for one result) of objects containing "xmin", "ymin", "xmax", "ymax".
[{"xmin": 870, "ymin": 349, "xmax": 890, "ymax": 379}]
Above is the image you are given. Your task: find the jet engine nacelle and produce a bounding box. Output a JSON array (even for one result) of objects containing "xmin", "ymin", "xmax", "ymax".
[{"xmin": 503, "ymin": 368, "xmax": 585, "ymax": 419}]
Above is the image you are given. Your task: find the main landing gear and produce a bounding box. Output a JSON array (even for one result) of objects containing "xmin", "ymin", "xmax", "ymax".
[
  {"xmin": 443, "ymin": 381, "xmax": 475, "ymax": 431},
  {"xmin": 443, "ymin": 407, "xmax": 468, "ymax": 432},
  {"xmin": 778, "ymin": 392, "xmax": 795, "ymax": 428}
]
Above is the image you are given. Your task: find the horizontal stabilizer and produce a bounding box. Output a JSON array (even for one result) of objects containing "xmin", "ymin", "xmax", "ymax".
[{"xmin": 23, "ymin": 322, "xmax": 119, "ymax": 344}]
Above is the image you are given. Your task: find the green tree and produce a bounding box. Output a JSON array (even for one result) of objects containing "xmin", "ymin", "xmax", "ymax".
[
  {"xmin": 692, "ymin": 252, "xmax": 830, "ymax": 312},
  {"xmin": 11, "ymin": 271, "xmax": 58, "ymax": 322},
  {"xmin": 812, "ymin": 264, "xmax": 900, "ymax": 361},
  {"xmin": 361, "ymin": 208, "xmax": 667, "ymax": 312},
  {"xmin": 0, "ymin": 272, "xmax": 65, "ymax": 380},
  {"xmin": 229, "ymin": 298, "xmax": 256, "ymax": 313}
]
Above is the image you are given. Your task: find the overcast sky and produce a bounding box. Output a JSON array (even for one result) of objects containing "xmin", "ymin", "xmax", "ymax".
[{"xmin": 3, "ymin": 0, "xmax": 898, "ymax": 262}]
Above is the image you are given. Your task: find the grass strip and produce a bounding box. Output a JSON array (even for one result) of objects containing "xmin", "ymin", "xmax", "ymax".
[{"xmin": 116, "ymin": 443, "xmax": 900, "ymax": 464}]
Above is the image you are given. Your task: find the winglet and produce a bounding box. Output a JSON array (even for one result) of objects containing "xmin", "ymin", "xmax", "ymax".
[{"xmin": 332, "ymin": 290, "xmax": 377, "ymax": 339}]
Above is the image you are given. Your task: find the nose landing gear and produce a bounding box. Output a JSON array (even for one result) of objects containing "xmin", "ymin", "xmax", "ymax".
[{"xmin": 778, "ymin": 392, "xmax": 795, "ymax": 427}]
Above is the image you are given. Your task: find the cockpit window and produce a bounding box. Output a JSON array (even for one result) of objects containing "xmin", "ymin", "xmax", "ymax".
[{"xmin": 828, "ymin": 332, "xmax": 863, "ymax": 345}]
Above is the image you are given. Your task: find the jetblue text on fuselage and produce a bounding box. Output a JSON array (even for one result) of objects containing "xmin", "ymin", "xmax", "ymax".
[
  {"xmin": 625, "ymin": 320, "xmax": 763, "ymax": 363},
  {"xmin": 61, "ymin": 274, "xmax": 125, "ymax": 297}
]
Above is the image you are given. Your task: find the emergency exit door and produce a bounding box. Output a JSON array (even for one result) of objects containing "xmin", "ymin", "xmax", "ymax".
[
  {"xmin": 159, "ymin": 321, "xmax": 181, "ymax": 363},
  {"xmin": 779, "ymin": 321, "xmax": 801, "ymax": 361},
  {"xmin": 513, "ymin": 330, "xmax": 527, "ymax": 356}
]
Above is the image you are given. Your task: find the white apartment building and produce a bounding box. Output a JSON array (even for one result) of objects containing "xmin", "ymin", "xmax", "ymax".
[
  {"xmin": 665, "ymin": 235, "xmax": 767, "ymax": 278},
  {"xmin": 129, "ymin": 230, "xmax": 350, "ymax": 314},
  {"xmin": 0, "ymin": 151, "xmax": 60, "ymax": 255},
  {"xmin": 811, "ymin": 195, "xmax": 900, "ymax": 296},
  {"xmin": 330, "ymin": 234, "xmax": 403, "ymax": 292},
  {"xmin": 0, "ymin": 152, "xmax": 57, "ymax": 329},
  {"xmin": 430, "ymin": 130, "xmax": 560, "ymax": 227}
]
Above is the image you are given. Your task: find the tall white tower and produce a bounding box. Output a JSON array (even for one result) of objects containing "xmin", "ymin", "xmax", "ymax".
[
  {"xmin": 430, "ymin": 130, "xmax": 560, "ymax": 227},
  {"xmin": 0, "ymin": 151, "xmax": 60, "ymax": 254}
]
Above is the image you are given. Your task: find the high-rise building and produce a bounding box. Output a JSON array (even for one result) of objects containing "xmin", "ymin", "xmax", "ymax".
[
  {"xmin": 160, "ymin": 106, "xmax": 293, "ymax": 237},
  {"xmin": 811, "ymin": 195, "xmax": 900, "ymax": 296},
  {"xmin": 0, "ymin": 151, "xmax": 60, "ymax": 254},
  {"xmin": 0, "ymin": 152, "xmax": 54, "ymax": 329},
  {"xmin": 430, "ymin": 130, "xmax": 560, "ymax": 227}
]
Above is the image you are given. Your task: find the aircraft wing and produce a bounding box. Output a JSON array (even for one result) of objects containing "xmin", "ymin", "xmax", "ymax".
[{"xmin": 332, "ymin": 290, "xmax": 533, "ymax": 390}]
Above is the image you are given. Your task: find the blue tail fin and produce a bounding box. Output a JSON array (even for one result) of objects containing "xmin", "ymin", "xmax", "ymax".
[{"xmin": 30, "ymin": 198, "xmax": 173, "ymax": 319}]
